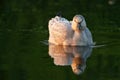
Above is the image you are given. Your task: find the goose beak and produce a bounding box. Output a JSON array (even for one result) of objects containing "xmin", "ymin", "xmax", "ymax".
[{"xmin": 78, "ymin": 22, "xmax": 83, "ymax": 30}]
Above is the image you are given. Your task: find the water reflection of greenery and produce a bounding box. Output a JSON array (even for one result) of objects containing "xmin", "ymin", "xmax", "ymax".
[{"xmin": 0, "ymin": 0, "xmax": 120, "ymax": 80}]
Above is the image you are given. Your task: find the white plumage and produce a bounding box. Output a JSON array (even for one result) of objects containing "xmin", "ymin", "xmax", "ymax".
[{"xmin": 48, "ymin": 15, "xmax": 94, "ymax": 46}]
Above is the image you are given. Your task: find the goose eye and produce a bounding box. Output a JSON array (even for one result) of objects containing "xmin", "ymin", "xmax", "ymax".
[{"xmin": 78, "ymin": 22, "xmax": 81, "ymax": 24}]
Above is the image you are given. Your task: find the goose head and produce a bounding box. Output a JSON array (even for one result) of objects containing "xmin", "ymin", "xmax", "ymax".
[
  {"xmin": 71, "ymin": 57, "xmax": 86, "ymax": 75},
  {"xmin": 72, "ymin": 15, "xmax": 86, "ymax": 32}
]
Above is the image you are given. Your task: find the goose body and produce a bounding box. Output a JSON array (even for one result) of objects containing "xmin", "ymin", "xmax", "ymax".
[{"xmin": 48, "ymin": 15, "xmax": 94, "ymax": 46}]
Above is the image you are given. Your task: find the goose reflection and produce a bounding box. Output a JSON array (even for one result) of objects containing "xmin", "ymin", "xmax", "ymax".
[{"xmin": 48, "ymin": 44, "xmax": 93, "ymax": 75}]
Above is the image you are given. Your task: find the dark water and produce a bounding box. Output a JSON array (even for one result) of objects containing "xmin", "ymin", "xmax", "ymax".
[{"xmin": 0, "ymin": 0, "xmax": 120, "ymax": 80}]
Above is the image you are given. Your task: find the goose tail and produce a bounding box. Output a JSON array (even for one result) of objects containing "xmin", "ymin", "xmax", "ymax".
[{"xmin": 56, "ymin": 11, "xmax": 62, "ymax": 17}]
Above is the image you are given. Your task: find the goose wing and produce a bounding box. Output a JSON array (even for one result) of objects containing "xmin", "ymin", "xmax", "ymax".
[{"xmin": 48, "ymin": 16, "xmax": 72, "ymax": 45}]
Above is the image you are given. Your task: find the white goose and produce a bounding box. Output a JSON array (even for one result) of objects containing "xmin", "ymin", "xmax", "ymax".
[{"xmin": 48, "ymin": 14, "xmax": 94, "ymax": 46}]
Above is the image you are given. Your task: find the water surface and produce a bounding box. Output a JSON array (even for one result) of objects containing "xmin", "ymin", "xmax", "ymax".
[{"xmin": 0, "ymin": 0, "xmax": 120, "ymax": 80}]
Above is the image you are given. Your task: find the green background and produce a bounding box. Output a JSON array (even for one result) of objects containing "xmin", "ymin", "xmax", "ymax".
[{"xmin": 0, "ymin": 0, "xmax": 120, "ymax": 80}]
